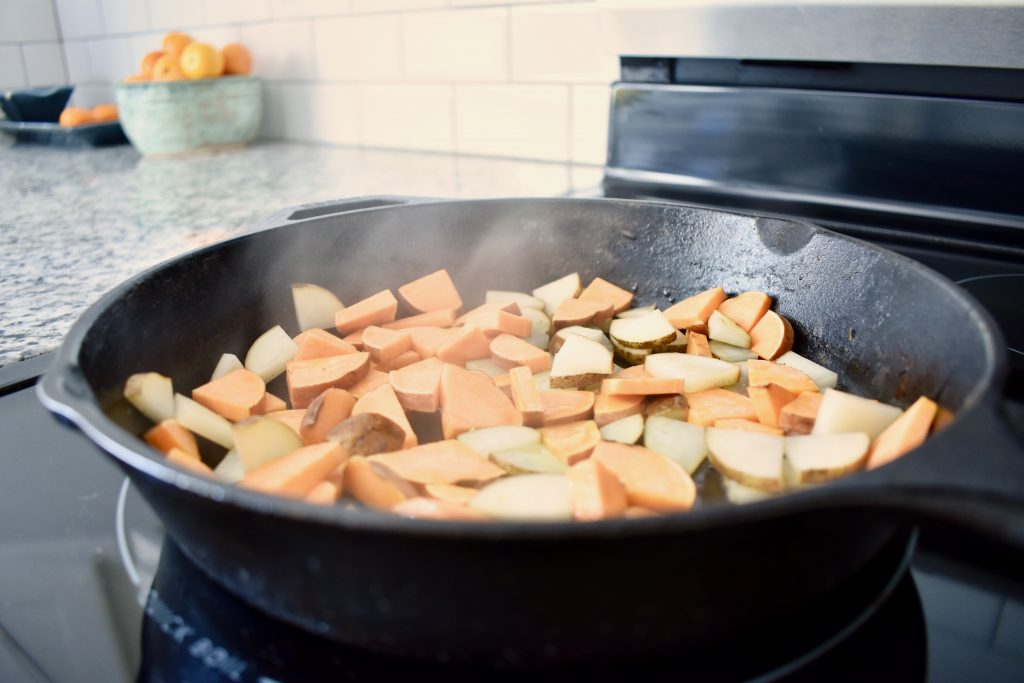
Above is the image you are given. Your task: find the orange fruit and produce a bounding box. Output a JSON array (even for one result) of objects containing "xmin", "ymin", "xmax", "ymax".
[
  {"xmin": 162, "ymin": 32, "xmax": 193, "ymax": 58},
  {"xmin": 124, "ymin": 74, "xmax": 148, "ymax": 83},
  {"xmin": 152, "ymin": 55, "xmax": 185, "ymax": 81},
  {"xmin": 92, "ymin": 103, "xmax": 118, "ymax": 122},
  {"xmin": 140, "ymin": 50, "xmax": 164, "ymax": 79},
  {"xmin": 180, "ymin": 42, "xmax": 224, "ymax": 79},
  {"xmin": 221, "ymin": 43, "xmax": 252, "ymax": 75},
  {"xmin": 59, "ymin": 107, "xmax": 95, "ymax": 127}
]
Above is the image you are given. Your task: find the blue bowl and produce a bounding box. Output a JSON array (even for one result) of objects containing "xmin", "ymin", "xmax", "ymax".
[{"xmin": 1, "ymin": 85, "xmax": 73, "ymax": 122}]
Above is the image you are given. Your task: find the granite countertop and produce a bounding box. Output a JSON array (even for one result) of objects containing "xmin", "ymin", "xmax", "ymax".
[{"xmin": 0, "ymin": 140, "xmax": 602, "ymax": 368}]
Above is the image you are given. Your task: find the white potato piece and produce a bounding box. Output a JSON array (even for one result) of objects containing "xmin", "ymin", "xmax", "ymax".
[
  {"xmin": 487, "ymin": 290, "xmax": 546, "ymax": 311},
  {"xmin": 616, "ymin": 305, "xmax": 657, "ymax": 319},
  {"xmin": 811, "ymin": 389, "xmax": 902, "ymax": 439},
  {"xmin": 291, "ymin": 283, "xmax": 345, "ymax": 331},
  {"xmin": 644, "ymin": 353, "xmax": 740, "ymax": 393},
  {"xmin": 527, "ymin": 329, "xmax": 550, "ymax": 350},
  {"xmin": 470, "ymin": 474, "xmax": 572, "ymax": 521},
  {"xmin": 211, "ymin": 353, "xmax": 243, "ymax": 381},
  {"xmin": 784, "ymin": 432, "xmax": 870, "ymax": 485},
  {"xmin": 608, "ymin": 310, "xmax": 677, "ymax": 349},
  {"xmin": 643, "ymin": 416, "xmax": 707, "ymax": 474},
  {"xmin": 244, "ymin": 325, "xmax": 298, "ymax": 383},
  {"xmin": 723, "ymin": 477, "xmax": 776, "ymax": 505},
  {"xmin": 776, "ymin": 351, "xmax": 839, "ymax": 391},
  {"xmin": 457, "ymin": 425, "xmax": 541, "ymax": 456},
  {"xmin": 174, "ymin": 393, "xmax": 234, "ymax": 449},
  {"xmin": 553, "ymin": 325, "xmax": 614, "ymax": 353},
  {"xmin": 532, "ymin": 273, "xmax": 582, "ymax": 316},
  {"xmin": 706, "ymin": 427, "xmax": 785, "ymax": 493},
  {"xmin": 709, "ymin": 341, "xmax": 757, "ymax": 363},
  {"xmin": 533, "ymin": 370, "xmax": 551, "ymax": 392},
  {"xmin": 213, "ymin": 450, "xmax": 245, "ymax": 484},
  {"xmin": 465, "ymin": 358, "xmax": 506, "ymax": 378},
  {"xmin": 124, "ymin": 372, "xmax": 175, "ymax": 423},
  {"xmin": 520, "ymin": 306, "xmax": 553, "ymax": 336},
  {"xmin": 722, "ymin": 360, "xmax": 752, "ymax": 395},
  {"xmin": 599, "ymin": 413, "xmax": 645, "ymax": 444},
  {"xmin": 708, "ymin": 310, "xmax": 752, "ymax": 348},
  {"xmin": 491, "ymin": 444, "xmax": 567, "ymax": 474},
  {"xmin": 550, "ymin": 334, "xmax": 614, "ymax": 389},
  {"xmin": 659, "ymin": 331, "xmax": 687, "ymax": 352},
  {"xmin": 231, "ymin": 416, "xmax": 304, "ymax": 472},
  {"xmin": 611, "ymin": 337, "xmax": 651, "ymax": 365}
]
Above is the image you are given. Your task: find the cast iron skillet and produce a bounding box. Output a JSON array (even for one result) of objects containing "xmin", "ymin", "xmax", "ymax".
[{"xmin": 38, "ymin": 197, "xmax": 1024, "ymax": 665}]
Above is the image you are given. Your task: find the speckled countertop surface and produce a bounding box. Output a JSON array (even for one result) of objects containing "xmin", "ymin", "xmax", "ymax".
[{"xmin": 0, "ymin": 139, "xmax": 602, "ymax": 367}]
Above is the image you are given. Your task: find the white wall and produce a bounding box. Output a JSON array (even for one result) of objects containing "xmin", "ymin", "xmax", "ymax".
[{"xmin": 0, "ymin": 1, "xmax": 67, "ymax": 90}]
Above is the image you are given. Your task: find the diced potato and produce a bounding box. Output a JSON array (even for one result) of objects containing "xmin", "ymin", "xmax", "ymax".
[
  {"xmin": 173, "ymin": 393, "xmax": 234, "ymax": 449},
  {"xmin": 550, "ymin": 325, "xmax": 614, "ymax": 354},
  {"xmin": 550, "ymin": 334, "xmax": 613, "ymax": 390},
  {"xmin": 708, "ymin": 310, "xmax": 751, "ymax": 348},
  {"xmin": 486, "ymin": 290, "xmax": 545, "ymax": 310},
  {"xmin": 232, "ymin": 415, "xmax": 304, "ymax": 472},
  {"xmin": 784, "ymin": 432, "xmax": 870, "ymax": 485},
  {"xmin": 470, "ymin": 474, "xmax": 572, "ymax": 521},
  {"xmin": 775, "ymin": 351, "xmax": 839, "ymax": 391},
  {"xmin": 708, "ymin": 341, "xmax": 757, "ymax": 363},
  {"xmin": 519, "ymin": 305, "xmax": 553, "ymax": 339},
  {"xmin": 705, "ymin": 427, "xmax": 785, "ymax": 493},
  {"xmin": 491, "ymin": 444, "xmax": 566, "ymax": 474},
  {"xmin": 598, "ymin": 413, "xmax": 645, "ymax": 444},
  {"xmin": 211, "ymin": 353, "xmax": 243, "ymax": 381},
  {"xmin": 608, "ymin": 310, "xmax": 677, "ymax": 349},
  {"xmin": 811, "ymin": 388, "xmax": 902, "ymax": 439},
  {"xmin": 723, "ymin": 477, "xmax": 777, "ymax": 504},
  {"xmin": 532, "ymin": 272, "xmax": 582, "ymax": 316},
  {"xmin": 245, "ymin": 325, "xmax": 298, "ymax": 382},
  {"xmin": 292, "ymin": 283, "xmax": 345, "ymax": 331},
  {"xmin": 457, "ymin": 425, "xmax": 541, "ymax": 457},
  {"xmin": 124, "ymin": 372, "xmax": 175, "ymax": 423},
  {"xmin": 615, "ymin": 305, "xmax": 657, "ymax": 319},
  {"xmin": 644, "ymin": 353, "xmax": 739, "ymax": 392},
  {"xmin": 643, "ymin": 416, "xmax": 707, "ymax": 474},
  {"xmin": 213, "ymin": 450, "xmax": 245, "ymax": 484}
]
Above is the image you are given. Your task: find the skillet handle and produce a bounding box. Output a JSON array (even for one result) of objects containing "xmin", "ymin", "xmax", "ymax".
[{"xmin": 250, "ymin": 195, "xmax": 432, "ymax": 231}]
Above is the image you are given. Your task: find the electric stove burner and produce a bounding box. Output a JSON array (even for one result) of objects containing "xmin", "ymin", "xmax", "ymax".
[{"xmin": 957, "ymin": 274, "xmax": 1024, "ymax": 400}]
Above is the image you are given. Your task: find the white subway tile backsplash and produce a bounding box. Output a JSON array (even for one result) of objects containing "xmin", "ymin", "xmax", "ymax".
[
  {"xmin": 315, "ymin": 14, "xmax": 402, "ymax": 81},
  {"xmin": 188, "ymin": 26, "xmax": 244, "ymax": 48},
  {"xmin": 510, "ymin": 5, "xmax": 616, "ymax": 83},
  {"xmin": 455, "ymin": 85, "xmax": 569, "ymax": 161},
  {"xmin": 100, "ymin": 0, "xmax": 150, "ymax": 35},
  {"xmin": 265, "ymin": 82, "xmax": 361, "ymax": 144},
  {"xmin": 87, "ymin": 37, "xmax": 134, "ymax": 82},
  {"xmin": 0, "ymin": 1, "xmax": 60, "ymax": 43},
  {"xmin": 147, "ymin": 0, "xmax": 204, "ymax": 31},
  {"xmin": 351, "ymin": 0, "xmax": 447, "ymax": 12},
  {"xmin": 22, "ymin": 43, "xmax": 68, "ymax": 87},
  {"xmin": 402, "ymin": 9, "xmax": 508, "ymax": 82},
  {"xmin": 570, "ymin": 84, "xmax": 608, "ymax": 164},
  {"xmin": 63, "ymin": 41, "xmax": 94, "ymax": 84},
  {"xmin": 312, "ymin": 83, "xmax": 361, "ymax": 144},
  {"xmin": 205, "ymin": 0, "xmax": 272, "ymax": 26},
  {"xmin": 56, "ymin": 0, "xmax": 104, "ymax": 39},
  {"xmin": 456, "ymin": 157, "xmax": 569, "ymax": 198},
  {"xmin": 69, "ymin": 84, "xmax": 114, "ymax": 107},
  {"xmin": 0, "ymin": 46, "xmax": 27, "ymax": 89},
  {"xmin": 241, "ymin": 21, "xmax": 315, "ymax": 80},
  {"xmin": 359, "ymin": 84, "xmax": 453, "ymax": 151},
  {"xmin": 271, "ymin": 0, "xmax": 350, "ymax": 20}
]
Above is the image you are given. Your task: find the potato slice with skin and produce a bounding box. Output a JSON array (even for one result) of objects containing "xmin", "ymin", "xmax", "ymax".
[
  {"xmin": 785, "ymin": 432, "xmax": 870, "ymax": 484},
  {"xmin": 486, "ymin": 290, "xmax": 545, "ymax": 310},
  {"xmin": 335, "ymin": 290, "xmax": 398, "ymax": 335},
  {"xmin": 616, "ymin": 304, "xmax": 657, "ymax": 319},
  {"xmin": 549, "ymin": 325, "xmax": 613, "ymax": 355},
  {"xmin": 747, "ymin": 359, "xmax": 818, "ymax": 394},
  {"xmin": 578, "ymin": 277, "xmax": 634, "ymax": 314},
  {"xmin": 145, "ymin": 419, "xmax": 199, "ymax": 457},
  {"xmin": 345, "ymin": 456, "xmax": 417, "ymax": 510},
  {"xmin": 192, "ymin": 368, "xmax": 265, "ymax": 422},
  {"xmin": 326, "ymin": 412, "xmax": 406, "ymax": 456},
  {"xmin": 663, "ymin": 287, "xmax": 727, "ymax": 329},
  {"xmin": 594, "ymin": 392, "xmax": 645, "ymax": 427},
  {"xmin": 708, "ymin": 340, "xmax": 756, "ymax": 363},
  {"xmin": 593, "ymin": 442, "xmax": 696, "ymax": 511},
  {"xmin": 232, "ymin": 415, "xmax": 304, "ymax": 472},
  {"xmin": 125, "ymin": 372, "xmax": 175, "ymax": 423},
  {"xmin": 369, "ymin": 440, "xmax": 505, "ymax": 485},
  {"xmin": 300, "ymin": 388, "xmax": 356, "ymax": 444},
  {"xmin": 749, "ymin": 310, "xmax": 794, "ymax": 361},
  {"xmin": 775, "ymin": 351, "xmax": 839, "ymax": 391},
  {"xmin": 292, "ymin": 283, "xmax": 345, "ymax": 331},
  {"xmin": 519, "ymin": 305, "xmax": 552, "ymax": 338},
  {"xmin": 532, "ymin": 272, "xmax": 582, "ymax": 316},
  {"xmin": 780, "ymin": 391, "xmax": 823, "ymax": 434},
  {"xmin": 599, "ymin": 413, "xmax": 645, "ymax": 444},
  {"xmin": 812, "ymin": 388, "xmax": 902, "ymax": 439},
  {"xmin": 398, "ymin": 269, "xmax": 462, "ymax": 314},
  {"xmin": 867, "ymin": 396, "xmax": 938, "ymax": 470},
  {"xmin": 708, "ymin": 310, "xmax": 752, "ymax": 348},
  {"xmin": 174, "ymin": 394, "xmax": 234, "ymax": 449},
  {"xmin": 539, "ymin": 419, "xmax": 601, "ymax": 465},
  {"xmin": 213, "ymin": 450, "xmax": 244, "ymax": 484},
  {"xmin": 609, "ymin": 310, "xmax": 677, "ymax": 349},
  {"xmin": 540, "ymin": 389, "xmax": 595, "ymax": 426},
  {"xmin": 568, "ymin": 458, "xmax": 628, "ymax": 521},
  {"xmin": 723, "ymin": 477, "xmax": 776, "ymax": 504},
  {"xmin": 245, "ymin": 325, "xmax": 298, "ymax": 383},
  {"xmin": 470, "ymin": 474, "xmax": 572, "ymax": 521},
  {"xmin": 211, "ymin": 353, "xmax": 243, "ymax": 381},
  {"xmin": 550, "ymin": 334, "xmax": 613, "ymax": 390},
  {"xmin": 644, "ymin": 353, "xmax": 740, "ymax": 393},
  {"xmin": 393, "ymin": 497, "xmax": 488, "ymax": 521},
  {"xmin": 491, "ymin": 444, "xmax": 566, "ymax": 474},
  {"xmin": 240, "ymin": 442, "xmax": 344, "ymax": 498},
  {"xmin": 440, "ymin": 363, "xmax": 522, "ymax": 439},
  {"xmin": 457, "ymin": 425, "xmax": 541, "ymax": 456},
  {"xmin": 286, "ymin": 352, "xmax": 371, "ymax": 409},
  {"xmin": 552, "ymin": 298, "xmax": 614, "ymax": 331},
  {"xmin": 717, "ymin": 291, "xmax": 771, "ymax": 332},
  {"xmin": 611, "ymin": 337, "xmax": 652, "ymax": 366},
  {"xmin": 643, "ymin": 416, "xmax": 706, "ymax": 473},
  {"xmin": 706, "ymin": 427, "xmax": 785, "ymax": 493}
]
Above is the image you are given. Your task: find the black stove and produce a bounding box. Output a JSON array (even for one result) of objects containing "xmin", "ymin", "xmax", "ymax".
[{"xmin": 3, "ymin": 58, "xmax": 1024, "ymax": 681}]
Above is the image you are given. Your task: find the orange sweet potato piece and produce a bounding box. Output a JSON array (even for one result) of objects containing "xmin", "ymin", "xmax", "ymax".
[
  {"xmin": 145, "ymin": 419, "xmax": 199, "ymax": 457},
  {"xmin": 748, "ymin": 382, "xmax": 798, "ymax": 428},
  {"xmin": 592, "ymin": 442, "xmax": 696, "ymax": 512},
  {"xmin": 663, "ymin": 287, "xmax": 727, "ymax": 329},
  {"xmin": 577, "ymin": 277, "xmax": 634, "ymax": 314},
  {"xmin": 167, "ymin": 447, "xmax": 213, "ymax": 475},
  {"xmin": 388, "ymin": 356, "xmax": 444, "ymax": 413},
  {"xmin": 455, "ymin": 301, "xmax": 521, "ymax": 325},
  {"xmin": 398, "ymin": 269, "xmax": 463, "ymax": 313},
  {"xmin": 492, "ymin": 373, "xmax": 512, "ymax": 398},
  {"xmin": 567, "ymin": 457, "xmax": 628, "ymax": 521},
  {"xmin": 346, "ymin": 368, "xmax": 389, "ymax": 399},
  {"xmin": 718, "ymin": 291, "xmax": 772, "ymax": 332},
  {"xmin": 384, "ymin": 308, "xmax": 457, "ymax": 331},
  {"xmin": 867, "ymin": 396, "xmax": 939, "ymax": 469},
  {"xmin": 265, "ymin": 409, "xmax": 306, "ymax": 434},
  {"xmin": 335, "ymin": 290, "xmax": 398, "ymax": 335},
  {"xmin": 252, "ymin": 392, "xmax": 287, "ymax": 415},
  {"xmin": 409, "ymin": 326, "xmax": 460, "ymax": 358},
  {"xmin": 362, "ymin": 326, "xmax": 413, "ymax": 366},
  {"xmin": 490, "ymin": 333, "xmax": 552, "ymax": 373},
  {"xmin": 644, "ymin": 394, "xmax": 689, "ymax": 420},
  {"xmin": 540, "ymin": 389, "xmax": 595, "ymax": 426},
  {"xmin": 686, "ymin": 388, "xmax": 758, "ymax": 426},
  {"xmin": 342, "ymin": 327, "xmax": 366, "ymax": 349},
  {"xmin": 439, "ymin": 363, "xmax": 522, "ymax": 438},
  {"xmin": 300, "ymin": 388, "xmax": 356, "ymax": 444},
  {"xmin": 352, "ymin": 383, "xmax": 418, "ymax": 449},
  {"xmin": 509, "ymin": 365, "xmax": 545, "ymax": 426},
  {"xmin": 713, "ymin": 418, "xmax": 784, "ymax": 435},
  {"xmin": 932, "ymin": 406, "xmax": 955, "ymax": 434},
  {"xmin": 240, "ymin": 442, "xmax": 344, "ymax": 498},
  {"xmin": 540, "ymin": 419, "xmax": 602, "ymax": 465},
  {"xmin": 600, "ymin": 377, "xmax": 684, "ymax": 396},
  {"xmin": 749, "ymin": 310, "xmax": 794, "ymax": 360},
  {"xmin": 304, "ymin": 480, "xmax": 340, "ymax": 505},
  {"xmin": 393, "ymin": 497, "xmax": 488, "ymax": 521},
  {"xmin": 423, "ymin": 482, "xmax": 479, "ymax": 505},
  {"xmin": 286, "ymin": 352, "xmax": 371, "ymax": 409},
  {"xmin": 685, "ymin": 330, "xmax": 712, "ymax": 357},
  {"xmin": 369, "ymin": 440, "xmax": 505, "ymax": 485},
  {"xmin": 436, "ymin": 325, "xmax": 492, "ymax": 364},
  {"xmin": 191, "ymin": 368, "xmax": 265, "ymax": 421},
  {"xmin": 293, "ymin": 328, "xmax": 358, "ymax": 361},
  {"xmin": 612, "ymin": 364, "xmax": 648, "ymax": 379},
  {"xmin": 388, "ymin": 350, "xmax": 421, "ymax": 370},
  {"xmin": 747, "ymin": 359, "xmax": 818, "ymax": 394},
  {"xmin": 778, "ymin": 391, "xmax": 823, "ymax": 434},
  {"xmin": 344, "ymin": 456, "xmax": 416, "ymax": 510},
  {"xmin": 552, "ymin": 298, "xmax": 615, "ymax": 330},
  {"xmin": 460, "ymin": 309, "xmax": 532, "ymax": 338},
  {"xmin": 594, "ymin": 393, "xmax": 645, "ymax": 427}
]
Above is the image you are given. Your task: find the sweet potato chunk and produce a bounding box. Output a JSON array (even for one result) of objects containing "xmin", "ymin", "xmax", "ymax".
[
  {"xmin": 592, "ymin": 442, "xmax": 696, "ymax": 512},
  {"xmin": 436, "ymin": 325, "xmax": 492, "ymax": 365},
  {"xmin": 369, "ymin": 440, "xmax": 505, "ymax": 485},
  {"xmin": 423, "ymin": 482, "xmax": 479, "ymax": 505},
  {"xmin": 748, "ymin": 382, "xmax": 798, "ymax": 428},
  {"xmin": 686, "ymin": 388, "xmax": 757, "ymax": 426},
  {"xmin": 455, "ymin": 301, "xmax": 521, "ymax": 325},
  {"xmin": 552, "ymin": 298, "xmax": 614, "ymax": 330},
  {"xmin": 867, "ymin": 396, "xmax": 939, "ymax": 469},
  {"xmin": 167, "ymin": 447, "xmax": 213, "ymax": 475},
  {"xmin": 567, "ymin": 458, "xmax": 628, "ymax": 521},
  {"xmin": 644, "ymin": 394, "xmax": 689, "ymax": 420},
  {"xmin": 304, "ymin": 480, "xmax": 340, "ymax": 505},
  {"xmin": 240, "ymin": 442, "xmax": 344, "ymax": 498},
  {"xmin": 460, "ymin": 309, "xmax": 532, "ymax": 338},
  {"xmin": 539, "ymin": 420, "xmax": 601, "ymax": 465},
  {"xmin": 540, "ymin": 389, "xmax": 595, "ymax": 426},
  {"xmin": 493, "ymin": 373, "xmax": 512, "ymax": 398},
  {"xmin": 252, "ymin": 392, "xmax": 287, "ymax": 415},
  {"xmin": 145, "ymin": 419, "xmax": 199, "ymax": 457},
  {"xmin": 577, "ymin": 277, "xmax": 634, "ymax": 314},
  {"xmin": 713, "ymin": 418, "xmax": 784, "ymax": 435},
  {"xmin": 388, "ymin": 350, "xmax": 421, "ymax": 370},
  {"xmin": 594, "ymin": 393, "xmax": 645, "ymax": 427},
  {"xmin": 300, "ymin": 388, "xmax": 356, "ymax": 444},
  {"xmin": 685, "ymin": 330, "xmax": 712, "ymax": 357},
  {"xmin": 389, "ymin": 356, "xmax": 444, "ymax": 413},
  {"xmin": 749, "ymin": 310, "xmax": 794, "ymax": 360},
  {"xmin": 384, "ymin": 308, "xmax": 457, "ymax": 331},
  {"xmin": 352, "ymin": 383, "xmax": 418, "ymax": 449},
  {"xmin": 293, "ymin": 328, "xmax": 358, "ymax": 361},
  {"xmin": 346, "ymin": 368, "xmax": 389, "ymax": 399},
  {"xmin": 600, "ymin": 377, "xmax": 684, "ymax": 396},
  {"xmin": 191, "ymin": 368, "xmax": 265, "ymax": 422},
  {"xmin": 490, "ymin": 333, "xmax": 552, "ymax": 373},
  {"xmin": 335, "ymin": 290, "xmax": 398, "ymax": 335},
  {"xmin": 439, "ymin": 363, "xmax": 522, "ymax": 439},
  {"xmin": 509, "ymin": 366, "xmax": 545, "ymax": 427},
  {"xmin": 779, "ymin": 391, "xmax": 823, "ymax": 434},
  {"xmin": 393, "ymin": 497, "xmax": 488, "ymax": 521},
  {"xmin": 747, "ymin": 359, "xmax": 818, "ymax": 395},
  {"xmin": 344, "ymin": 456, "xmax": 416, "ymax": 510},
  {"xmin": 663, "ymin": 287, "xmax": 727, "ymax": 329},
  {"xmin": 409, "ymin": 326, "xmax": 460, "ymax": 358},
  {"xmin": 398, "ymin": 269, "xmax": 463, "ymax": 314},
  {"xmin": 718, "ymin": 291, "xmax": 772, "ymax": 332},
  {"xmin": 362, "ymin": 326, "xmax": 413, "ymax": 366},
  {"xmin": 286, "ymin": 352, "xmax": 370, "ymax": 409},
  {"xmin": 265, "ymin": 409, "xmax": 306, "ymax": 435}
]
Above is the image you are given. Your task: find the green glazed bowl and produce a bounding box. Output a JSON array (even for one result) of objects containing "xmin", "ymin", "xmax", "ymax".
[{"xmin": 115, "ymin": 76, "xmax": 262, "ymax": 156}]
